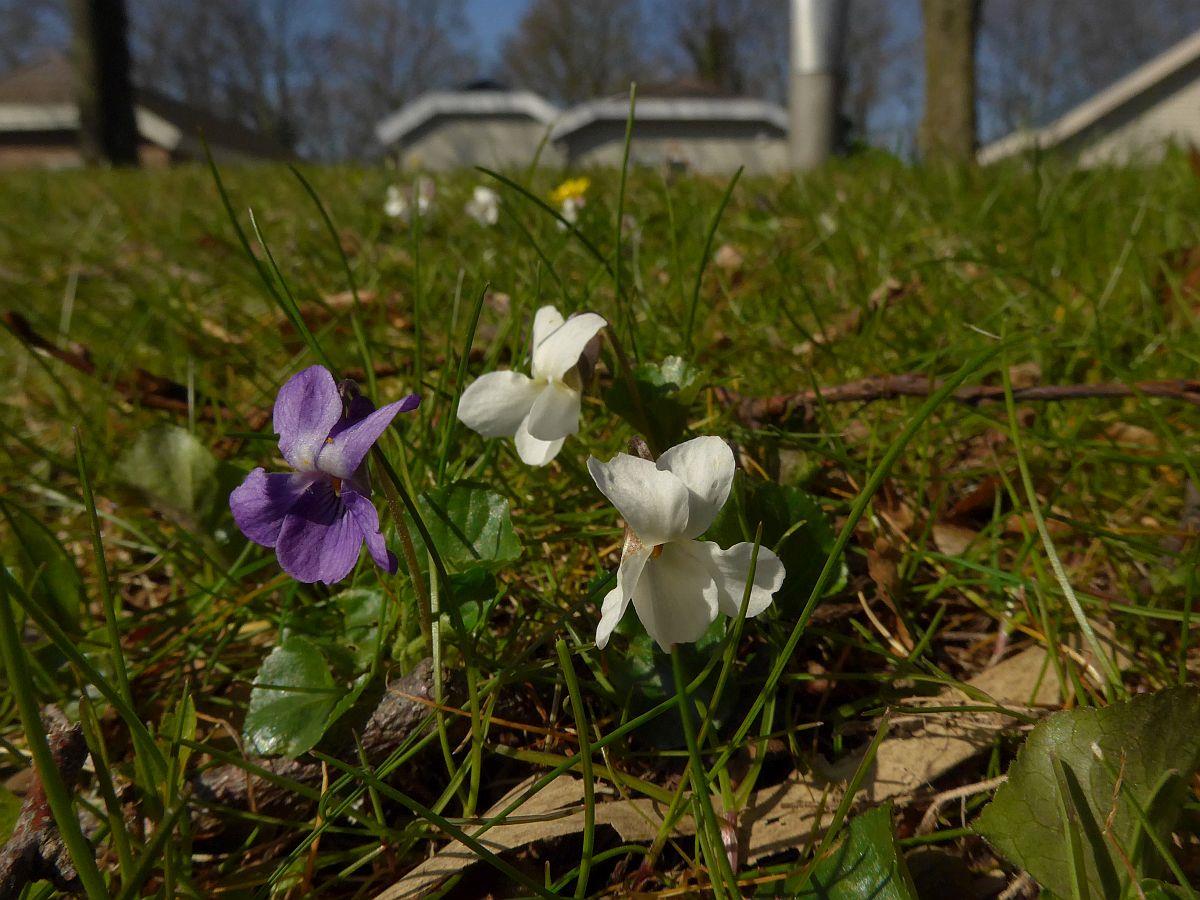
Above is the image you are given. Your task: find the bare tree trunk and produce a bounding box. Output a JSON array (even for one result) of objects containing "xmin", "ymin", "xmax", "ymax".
[
  {"xmin": 71, "ymin": 0, "xmax": 140, "ymax": 166},
  {"xmin": 918, "ymin": 0, "xmax": 978, "ymax": 161}
]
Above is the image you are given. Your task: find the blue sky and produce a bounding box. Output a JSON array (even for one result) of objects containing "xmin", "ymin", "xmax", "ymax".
[{"xmin": 465, "ymin": 0, "xmax": 529, "ymax": 67}]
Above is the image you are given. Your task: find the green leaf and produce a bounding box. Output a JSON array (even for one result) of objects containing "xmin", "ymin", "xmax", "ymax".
[
  {"xmin": 0, "ymin": 785, "xmax": 22, "ymax": 844},
  {"xmin": 976, "ymin": 686, "xmax": 1200, "ymax": 899},
  {"xmin": 802, "ymin": 803, "xmax": 918, "ymax": 899},
  {"xmin": 606, "ymin": 622, "xmax": 733, "ymax": 748},
  {"xmin": 243, "ymin": 635, "xmax": 339, "ymax": 758},
  {"xmin": 0, "ymin": 500, "xmax": 83, "ymax": 630},
  {"xmin": 158, "ymin": 692, "xmax": 197, "ymax": 793},
  {"xmin": 116, "ymin": 424, "xmax": 241, "ymax": 531},
  {"xmin": 336, "ymin": 587, "xmax": 385, "ymax": 672},
  {"xmin": 604, "ymin": 355, "xmax": 702, "ymax": 451},
  {"xmin": 410, "ymin": 482, "xmax": 521, "ymax": 572},
  {"xmin": 705, "ymin": 475, "xmax": 846, "ymax": 617}
]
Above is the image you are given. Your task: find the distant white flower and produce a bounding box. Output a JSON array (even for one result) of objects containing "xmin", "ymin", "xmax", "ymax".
[
  {"xmin": 457, "ymin": 305, "xmax": 606, "ymax": 466},
  {"xmin": 588, "ymin": 437, "xmax": 786, "ymax": 650},
  {"xmin": 550, "ymin": 177, "xmax": 589, "ymax": 231},
  {"xmin": 465, "ymin": 185, "xmax": 501, "ymax": 226},
  {"xmin": 384, "ymin": 185, "xmax": 406, "ymax": 219},
  {"xmin": 559, "ymin": 195, "xmax": 584, "ymax": 226},
  {"xmin": 384, "ymin": 177, "xmax": 435, "ymax": 222}
]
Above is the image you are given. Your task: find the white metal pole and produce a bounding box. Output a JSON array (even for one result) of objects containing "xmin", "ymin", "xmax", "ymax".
[{"xmin": 789, "ymin": 0, "xmax": 848, "ymax": 169}]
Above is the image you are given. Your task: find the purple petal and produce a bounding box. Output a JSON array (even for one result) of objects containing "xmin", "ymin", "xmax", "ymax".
[
  {"xmin": 331, "ymin": 395, "xmax": 378, "ymax": 435},
  {"xmin": 316, "ymin": 394, "xmax": 420, "ymax": 479},
  {"xmin": 229, "ymin": 468, "xmax": 311, "ymax": 548},
  {"xmin": 342, "ymin": 490, "xmax": 397, "ymax": 574},
  {"xmin": 273, "ymin": 366, "xmax": 342, "ymax": 472},
  {"xmin": 275, "ymin": 480, "xmax": 364, "ymax": 584}
]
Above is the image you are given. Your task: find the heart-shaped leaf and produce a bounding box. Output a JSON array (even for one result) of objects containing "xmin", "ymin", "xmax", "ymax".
[
  {"xmin": 117, "ymin": 424, "xmax": 241, "ymax": 532},
  {"xmin": 804, "ymin": 803, "xmax": 918, "ymax": 899},
  {"xmin": 0, "ymin": 500, "xmax": 83, "ymax": 631},
  {"xmin": 604, "ymin": 355, "xmax": 702, "ymax": 452},
  {"xmin": 410, "ymin": 482, "xmax": 521, "ymax": 572},
  {"xmin": 976, "ymin": 686, "xmax": 1200, "ymax": 898},
  {"xmin": 243, "ymin": 635, "xmax": 339, "ymax": 757}
]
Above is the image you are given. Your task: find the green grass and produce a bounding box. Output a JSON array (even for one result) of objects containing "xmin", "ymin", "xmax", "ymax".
[{"xmin": 1, "ymin": 149, "xmax": 1199, "ymax": 896}]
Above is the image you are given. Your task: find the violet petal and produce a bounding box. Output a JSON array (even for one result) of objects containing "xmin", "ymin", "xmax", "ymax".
[
  {"xmin": 317, "ymin": 394, "xmax": 420, "ymax": 479},
  {"xmin": 273, "ymin": 366, "xmax": 342, "ymax": 472},
  {"xmin": 342, "ymin": 490, "xmax": 398, "ymax": 574},
  {"xmin": 275, "ymin": 480, "xmax": 364, "ymax": 584},
  {"xmin": 229, "ymin": 468, "xmax": 311, "ymax": 548}
]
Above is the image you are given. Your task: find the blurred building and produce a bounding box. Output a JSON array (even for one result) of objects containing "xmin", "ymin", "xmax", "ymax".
[
  {"xmin": 376, "ymin": 81, "xmax": 789, "ymax": 174},
  {"xmin": 0, "ymin": 54, "xmax": 288, "ymax": 169},
  {"xmin": 980, "ymin": 29, "xmax": 1200, "ymax": 165},
  {"xmin": 551, "ymin": 84, "xmax": 788, "ymax": 175},
  {"xmin": 375, "ymin": 80, "xmax": 562, "ymax": 171}
]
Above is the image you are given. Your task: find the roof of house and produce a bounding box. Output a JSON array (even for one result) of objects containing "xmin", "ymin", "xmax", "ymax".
[
  {"xmin": 979, "ymin": 28, "xmax": 1200, "ymax": 163},
  {"xmin": 550, "ymin": 95, "xmax": 788, "ymax": 142},
  {"xmin": 0, "ymin": 53, "xmax": 288, "ymax": 158},
  {"xmin": 375, "ymin": 87, "xmax": 560, "ymax": 147}
]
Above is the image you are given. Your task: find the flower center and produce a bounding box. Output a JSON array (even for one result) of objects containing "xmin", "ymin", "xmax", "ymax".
[
  {"xmin": 651, "ymin": 544, "xmax": 663, "ymax": 559},
  {"xmin": 331, "ymin": 477, "xmax": 342, "ymax": 495}
]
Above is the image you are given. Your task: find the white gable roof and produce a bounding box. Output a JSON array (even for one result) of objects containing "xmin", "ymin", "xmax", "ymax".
[
  {"xmin": 375, "ymin": 90, "xmax": 559, "ymax": 147},
  {"xmin": 980, "ymin": 28, "xmax": 1200, "ymax": 163},
  {"xmin": 550, "ymin": 97, "xmax": 788, "ymax": 141}
]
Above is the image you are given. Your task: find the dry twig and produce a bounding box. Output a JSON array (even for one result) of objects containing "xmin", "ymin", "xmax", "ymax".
[{"xmin": 714, "ymin": 375, "xmax": 1200, "ymax": 427}]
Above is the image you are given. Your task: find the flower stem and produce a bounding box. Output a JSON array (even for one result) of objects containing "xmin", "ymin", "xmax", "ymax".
[
  {"xmin": 373, "ymin": 448, "xmax": 432, "ymax": 654},
  {"xmin": 556, "ymin": 639, "xmax": 595, "ymax": 899},
  {"xmin": 670, "ymin": 646, "xmax": 739, "ymax": 897},
  {"xmin": 605, "ymin": 331, "xmax": 658, "ymax": 455}
]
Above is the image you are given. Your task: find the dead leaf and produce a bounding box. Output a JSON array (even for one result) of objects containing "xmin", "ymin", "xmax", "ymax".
[
  {"xmin": 713, "ymin": 243, "xmax": 743, "ymax": 271},
  {"xmin": 945, "ymin": 475, "xmax": 1003, "ymax": 524},
  {"xmin": 376, "ymin": 647, "xmax": 1058, "ymax": 895},
  {"xmin": 1101, "ymin": 422, "xmax": 1159, "ymax": 451},
  {"xmin": 867, "ymin": 537, "xmax": 900, "ymax": 598},
  {"xmin": 932, "ymin": 522, "xmax": 979, "ymax": 556},
  {"xmin": 1008, "ymin": 362, "xmax": 1041, "ymax": 390}
]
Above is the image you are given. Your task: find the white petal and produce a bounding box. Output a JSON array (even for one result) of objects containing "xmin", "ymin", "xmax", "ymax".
[
  {"xmin": 457, "ymin": 371, "xmax": 542, "ymax": 438},
  {"xmin": 532, "ymin": 312, "xmax": 607, "ymax": 381},
  {"xmin": 525, "ymin": 381, "xmax": 581, "ymax": 441},
  {"xmin": 656, "ymin": 436, "xmax": 735, "ymax": 538},
  {"xmin": 514, "ymin": 418, "xmax": 564, "ymax": 466},
  {"xmin": 697, "ymin": 541, "xmax": 786, "ymax": 618},
  {"xmin": 587, "ymin": 453, "xmax": 690, "ymax": 547},
  {"xmin": 532, "ymin": 305, "xmax": 565, "ymax": 356},
  {"xmin": 596, "ymin": 538, "xmax": 651, "ymax": 649},
  {"xmin": 631, "ymin": 542, "xmax": 719, "ymax": 650}
]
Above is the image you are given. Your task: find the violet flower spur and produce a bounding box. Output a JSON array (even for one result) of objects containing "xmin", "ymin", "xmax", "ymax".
[{"xmin": 229, "ymin": 365, "xmax": 420, "ymax": 584}]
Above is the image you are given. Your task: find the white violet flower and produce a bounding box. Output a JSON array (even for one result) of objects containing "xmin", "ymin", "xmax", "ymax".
[
  {"xmin": 384, "ymin": 177, "xmax": 435, "ymax": 221},
  {"xmin": 588, "ymin": 437, "xmax": 786, "ymax": 650},
  {"xmin": 465, "ymin": 185, "xmax": 500, "ymax": 226},
  {"xmin": 457, "ymin": 305, "xmax": 606, "ymax": 466}
]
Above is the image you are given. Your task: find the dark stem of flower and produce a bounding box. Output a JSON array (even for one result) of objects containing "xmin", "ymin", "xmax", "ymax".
[{"xmin": 374, "ymin": 451, "xmax": 433, "ymax": 653}]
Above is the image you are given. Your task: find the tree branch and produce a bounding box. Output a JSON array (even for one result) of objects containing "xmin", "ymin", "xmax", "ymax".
[{"xmin": 713, "ymin": 375, "xmax": 1200, "ymax": 426}]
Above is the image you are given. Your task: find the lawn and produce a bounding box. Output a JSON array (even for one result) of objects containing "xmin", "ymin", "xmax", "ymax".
[{"xmin": 1, "ymin": 151, "xmax": 1199, "ymax": 897}]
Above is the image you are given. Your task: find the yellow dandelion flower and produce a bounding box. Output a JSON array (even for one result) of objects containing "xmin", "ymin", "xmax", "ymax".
[{"xmin": 550, "ymin": 177, "xmax": 590, "ymax": 206}]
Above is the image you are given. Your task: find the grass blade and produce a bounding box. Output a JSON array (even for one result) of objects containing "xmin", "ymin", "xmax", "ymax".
[{"xmin": 0, "ymin": 569, "xmax": 108, "ymax": 898}]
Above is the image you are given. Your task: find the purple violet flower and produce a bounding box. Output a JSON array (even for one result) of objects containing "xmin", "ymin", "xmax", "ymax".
[{"xmin": 230, "ymin": 365, "xmax": 420, "ymax": 584}]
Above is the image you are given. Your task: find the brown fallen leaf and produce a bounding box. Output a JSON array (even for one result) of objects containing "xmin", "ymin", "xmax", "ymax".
[
  {"xmin": 932, "ymin": 522, "xmax": 979, "ymax": 556},
  {"xmin": 376, "ymin": 646, "xmax": 1058, "ymax": 897},
  {"xmin": 1101, "ymin": 421, "xmax": 1159, "ymax": 451},
  {"xmin": 713, "ymin": 243, "xmax": 744, "ymax": 271}
]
